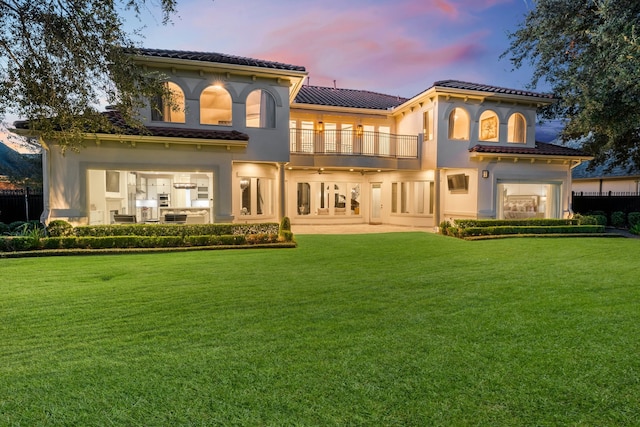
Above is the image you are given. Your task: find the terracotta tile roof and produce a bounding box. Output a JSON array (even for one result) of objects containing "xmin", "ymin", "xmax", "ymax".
[
  {"xmin": 433, "ymin": 80, "xmax": 554, "ymax": 100},
  {"xmin": 103, "ymin": 110, "xmax": 249, "ymax": 141},
  {"xmin": 469, "ymin": 141, "xmax": 590, "ymax": 157},
  {"xmin": 13, "ymin": 111, "xmax": 249, "ymax": 141},
  {"xmin": 133, "ymin": 48, "xmax": 306, "ymax": 72},
  {"xmin": 294, "ymin": 85, "xmax": 408, "ymax": 110}
]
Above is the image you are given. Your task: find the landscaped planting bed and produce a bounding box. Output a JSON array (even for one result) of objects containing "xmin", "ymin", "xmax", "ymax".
[
  {"xmin": 440, "ymin": 217, "xmax": 606, "ymax": 239},
  {"xmin": 0, "ymin": 219, "xmax": 295, "ymax": 256}
]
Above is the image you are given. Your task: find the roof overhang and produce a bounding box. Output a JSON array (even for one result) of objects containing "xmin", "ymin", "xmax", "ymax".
[
  {"xmin": 291, "ymin": 103, "xmax": 392, "ymax": 116},
  {"xmin": 469, "ymin": 151, "xmax": 593, "ymax": 168}
]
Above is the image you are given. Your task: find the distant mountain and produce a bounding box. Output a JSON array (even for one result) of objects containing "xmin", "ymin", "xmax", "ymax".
[{"xmin": 0, "ymin": 122, "xmax": 40, "ymax": 154}]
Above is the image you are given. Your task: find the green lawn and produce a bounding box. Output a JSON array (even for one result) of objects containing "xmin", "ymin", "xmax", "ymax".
[{"xmin": 1, "ymin": 233, "xmax": 639, "ymax": 426}]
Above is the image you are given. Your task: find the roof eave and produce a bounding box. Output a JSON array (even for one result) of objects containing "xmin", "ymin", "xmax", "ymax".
[{"xmin": 291, "ymin": 103, "xmax": 393, "ymax": 116}]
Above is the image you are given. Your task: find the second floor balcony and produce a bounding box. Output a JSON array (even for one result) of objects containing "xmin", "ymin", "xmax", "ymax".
[{"xmin": 290, "ymin": 128, "xmax": 419, "ymax": 158}]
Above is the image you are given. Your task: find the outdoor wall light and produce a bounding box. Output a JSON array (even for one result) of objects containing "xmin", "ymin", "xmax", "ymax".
[
  {"xmin": 482, "ymin": 170, "xmax": 490, "ymax": 179},
  {"xmin": 316, "ymin": 121, "xmax": 324, "ymax": 132},
  {"xmin": 356, "ymin": 124, "xmax": 363, "ymax": 136}
]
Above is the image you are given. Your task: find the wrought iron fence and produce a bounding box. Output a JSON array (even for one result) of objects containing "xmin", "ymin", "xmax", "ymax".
[
  {"xmin": 0, "ymin": 188, "xmax": 43, "ymax": 224},
  {"xmin": 572, "ymin": 191, "xmax": 640, "ymax": 220}
]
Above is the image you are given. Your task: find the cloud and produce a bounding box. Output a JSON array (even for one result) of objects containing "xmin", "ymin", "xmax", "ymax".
[{"xmin": 250, "ymin": 3, "xmax": 492, "ymax": 95}]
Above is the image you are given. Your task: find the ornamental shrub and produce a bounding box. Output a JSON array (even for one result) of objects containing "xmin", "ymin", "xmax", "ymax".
[
  {"xmin": 0, "ymin": 222, "xmax": 9, "ymax": 235},
  {"xmin": 611, "ymin": 211, "xmax": 626, "ymax": 228},
  {"xmin": 47, "ymin": 220, "xmax": 74, "ymax": 237},
  {"xmin": 628, "ymin": 212, "xmax": 640, "ymax": 228}
]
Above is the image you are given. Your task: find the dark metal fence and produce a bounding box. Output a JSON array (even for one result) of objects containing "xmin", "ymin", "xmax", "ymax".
[
  {"xmin": 572, "ymin": 191, "xmax": 640, "ymax": 220},
  {"xmin": 0, "ymin": 188, "xmax": 43, "ymax": 224}
]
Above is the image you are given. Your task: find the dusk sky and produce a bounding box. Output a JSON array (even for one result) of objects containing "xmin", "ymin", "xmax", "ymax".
[{"xmin": 135, "ymin": 0, "xmax": 542, "ymax": 99}]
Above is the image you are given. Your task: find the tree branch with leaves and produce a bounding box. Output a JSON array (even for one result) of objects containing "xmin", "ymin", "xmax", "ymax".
[
  {"xmin": 505, "ymin": 0, "xmax": 640, "ymax": 168},
  {"xmin": 0, "ymin": 0, "xmax": 178, "ymax": 151}
]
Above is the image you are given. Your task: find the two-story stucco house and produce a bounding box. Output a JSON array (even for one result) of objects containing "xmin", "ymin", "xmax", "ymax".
[{"xmin": 16, "ymin": 48, "xmax": 591, "ymax": 228}]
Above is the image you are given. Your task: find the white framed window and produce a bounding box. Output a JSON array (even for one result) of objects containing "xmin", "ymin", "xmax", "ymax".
[
  {"xmin": 423, "ymin": 110, "xmax": 434, "ymax": 141},
  {"xmin": 341, "ymin": 124, "xmax": 353, "ymax": 154},
  {"xmin": 508, "ymin": 113, "xmax": 526, "ymax": 143},
  {"xmin": 239, "ymin": 177, "xmax": 273, "ymax": 216},
  {"xmin": 448, "ymin": 107, "xmax": 469, "ymax": 140},
  {"xmin": 379, "ymin": 126, "xmax": 391, "ymax": 156},
  {"xmin": 200, "ymin": 85, "xmax": 232, "ymax": 125},
  {"xmin": 324, "ymin": 122, "xmax": 337, "ymax": 152},
  {"xmin": 246, "ymin": 89, "xmax": 276, "ymax": 128},
  {"xmin": 151, "ymin": 82, "xmax": 185, "ymax": 123}
]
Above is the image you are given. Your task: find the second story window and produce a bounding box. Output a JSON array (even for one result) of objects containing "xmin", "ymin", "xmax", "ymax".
[
  {"xmin": 423, "ymin": 110, "xmax": 434, "ymax": 141},
  {"xmin": 246, "ymin": 89, "xmax": 276, "ymax": 128},
  {"xmin": 448, "ymin": 107, "xmax": 469, "ymax": 140},
  {"xmin": 508, "ymin": 113, "xmax": 526, "ymax": 143},
  {"xmin": 479, "ymin": 110, "xmax": 499, "ymax": 142},
  {"xmin": 151, "ymin": 82, "xmax": 185, "ymax": 123},
  {"xmin": 200, "ymin": 85, "xmax": 232, "ymax": 126}
]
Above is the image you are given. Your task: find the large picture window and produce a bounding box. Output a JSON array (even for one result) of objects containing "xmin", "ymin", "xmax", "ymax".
[
  {"xmin": 392, "ymin": 181, "xmax": 434, "ymax": 215},
  {"xmin": 239, "ymin": 177, "xmax": 273, "ymax": 216}
]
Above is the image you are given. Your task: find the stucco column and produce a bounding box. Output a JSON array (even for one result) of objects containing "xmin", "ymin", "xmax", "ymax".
[
  {"xmin": 278, "ymin": 162, "xmax": 286, "ymax": 219},
  {"xmin": 433, "ymin": 169, "xmax": 441, "ymax": 229},
  {"xmin": 214, "ymin": 162, "xmax": 234, "ymax": 223}
]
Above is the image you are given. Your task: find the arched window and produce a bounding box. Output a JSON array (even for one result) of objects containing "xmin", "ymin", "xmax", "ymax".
[
  {"xmin": 246, "ymin": 89, "xmax": 276, "ymax": 128},
  {"xmin": 151, "ymin": 81, "xmax": 185, "ymax": 123},
  {"xmin": 448, "ymin": 107, "xmax": 469, "ymax": 140},
  {"xmin": 479, "ymin": 110, "xmax": 499, "ymax": 142},
  {"xmin": 508, "ymin": 113, "xmax": 526, "ymax": 143},
  {"xmin": 200, "ymin": 85, "xmax": 232, "ymax": 125}
]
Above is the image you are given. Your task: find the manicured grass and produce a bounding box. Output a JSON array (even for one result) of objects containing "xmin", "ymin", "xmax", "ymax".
[{"xmin": 1, "ymin": 233, "xmax": 639, "ymax": 425}]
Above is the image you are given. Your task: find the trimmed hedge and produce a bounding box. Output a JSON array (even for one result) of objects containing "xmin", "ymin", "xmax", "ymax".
[
  {"xmin": 454, "ymin": 218, "xmax": 579, "ymax": 228},
  {"xmin": 439, "ymin": 217, "xmax": 607, "ymax": 239},
  {"xmin": 72, "ymin": 223, "xmax": 279, "ymax": 237},
  {"xmin": 458, "ymin": 225, "xmax": 605, "ymax": 238},
  {"xmin": 1, "ymin": 221, "xmax": 292, "ymax": 254}
]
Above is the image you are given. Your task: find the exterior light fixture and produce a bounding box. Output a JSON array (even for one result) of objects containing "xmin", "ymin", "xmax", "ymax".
[
  {"xmin": 482, "ymin": 170, "xmax": 489, "ymax": 179},
  {"xmin": 356, "ymin": 124, "xmax": 363, "ymax": 136},
  {"xmin": 316, "ymin": 121, "xmax": 324, "ymax": 132}
]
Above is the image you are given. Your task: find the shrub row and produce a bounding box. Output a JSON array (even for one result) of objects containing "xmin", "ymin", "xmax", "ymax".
[
  {"xmin": 456, "ymin": 225, "xmax": 604, "ymax": 238},
  {"xmin": 1, "ymin": 219, "xmax": 295, "ymax": 253},
  {"xmin": 440, "ymin": 217, "xmax": 606, "ymax": 239},
  {"xmin": 0, "ymin": 233, "xmax": 288, "ymax": 252},
  {"xmin": 454, "ymin": 218, "xmax": 579, "ymax": 228}
]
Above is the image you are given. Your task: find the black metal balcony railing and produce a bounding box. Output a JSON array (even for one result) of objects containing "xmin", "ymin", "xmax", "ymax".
[{"xmin": 289, "ymin": 129, "xmax": 418, "ymax": 158}]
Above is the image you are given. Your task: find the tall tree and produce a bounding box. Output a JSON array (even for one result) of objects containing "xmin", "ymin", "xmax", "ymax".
[
  {"xmin": 506, "ymin": 0, "xmax": 640, "ymax": 168},
  {"xmin": 0, "ymin": 0, "xmax": 178, "ymax": 151}
]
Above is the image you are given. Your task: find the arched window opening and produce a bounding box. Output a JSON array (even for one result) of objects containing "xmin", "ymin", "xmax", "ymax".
[
  {"xmin": 246, "ymin": 89, "xmax": 276, "ymax": 128},
  {"xmin": 508, "ymin": 113, "xmax": 526, "ymax": 143},
  {"xmin": 151, "ymin": 81, "xmax": 185, "ymax": 123},
  {"xmin": 479, "ymin": 110, "xmax": 499, "ymax": 142},
  {"xmin": 448, "ymin": 107, "xmax": 469, "ymax": 140},
  {"xmin": 200, "ymin": 85, "xmax": 232, "ymax": 125}
]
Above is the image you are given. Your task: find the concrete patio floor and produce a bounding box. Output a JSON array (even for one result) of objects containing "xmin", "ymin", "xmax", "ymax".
[{"xmin": 291, "ymin": 224, "xmax": 435, "ymax": 235}]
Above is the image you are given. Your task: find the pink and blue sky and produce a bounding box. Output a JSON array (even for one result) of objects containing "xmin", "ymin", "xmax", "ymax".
[{"xmin": 137, "ymin": 0, "xmax": 541, "ymax": 98}]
